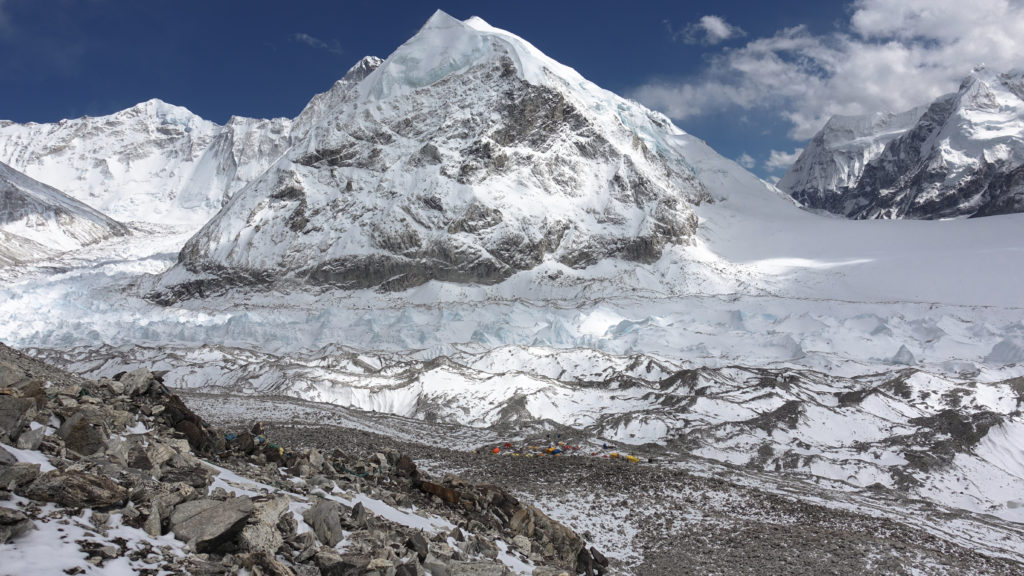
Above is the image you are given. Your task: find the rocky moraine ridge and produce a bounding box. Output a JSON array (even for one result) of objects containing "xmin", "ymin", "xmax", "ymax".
[{"xmin": 0, "ymin": 342, "xmax": 606, "ymax": 576}]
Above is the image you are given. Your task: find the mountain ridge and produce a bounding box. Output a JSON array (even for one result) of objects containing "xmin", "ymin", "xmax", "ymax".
[{"xmin": 780, "ymin": 67, "xmax": 1024, "ymax": 219}]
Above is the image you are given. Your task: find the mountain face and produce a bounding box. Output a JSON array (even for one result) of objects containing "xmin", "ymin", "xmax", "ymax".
[
  {"xmin": 159, "ymin": 11, "xmax": 709, "ymax": 298},
  {"xmin": 0, "ymin": 100, "xmax": 291, "ymax": 226},
  {"xmin": 778, "ymin": 106, "xmax": 928, "ymax": 213},
  {"xmin": 781, "ymin": 68, "xmax": 1024, "ymax": 219},
  {"xmin": 0, "ymin": 161, "xmax": 128, "ymax": 265}
]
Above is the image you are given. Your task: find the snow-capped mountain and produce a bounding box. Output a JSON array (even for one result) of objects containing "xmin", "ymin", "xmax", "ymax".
[
  {"xmin": 0, "ymin": 99, "xmax": 291, "ymax": 226},
  {"xmin": 0, "ymin": 160, "xmax": 127, "ymax": 265},
  {"xmin": 781, "ymin": 67, "xmax": 1024, "ymax": 219},
  {"xmin": 778, "ymin": 106, "xmax": 928, "ymax": 212},
  {"xmin": 159, "ymin": 11, "xmax": 711, "ymax": 297}
]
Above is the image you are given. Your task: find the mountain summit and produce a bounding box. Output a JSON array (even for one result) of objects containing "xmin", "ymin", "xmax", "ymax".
[
  {"xmin": 160, "ymin": 11, "xmax": 712, "ymax": 297},
  {"xmin": 781, "ymin": 67, "xmax": 1024, "ymax": 219}
]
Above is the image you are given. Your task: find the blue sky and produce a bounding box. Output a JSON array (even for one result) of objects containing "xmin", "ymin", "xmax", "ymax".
[{"xmin": 1, "ymin": 1, "xmax": 1018, "ymax": 178}]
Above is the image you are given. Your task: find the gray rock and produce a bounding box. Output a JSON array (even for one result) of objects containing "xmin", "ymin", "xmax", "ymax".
[
  {"xmin": 240, "ymin": 550, "xmax": 296, "ymax": 576},
  {"xmin": 168, "ymin": 496, "xmax": 253, "ymax": 552},
  {"xmin": 0, "ymin": 396, "xmax": 35, "ymax": 442},
  {"xmin": 512, "ymin": 534, "xmax": 531, "ymax": 554},
  {"xmin": 58, "ymin": 411, "xmax": 107, "ymax": 456},
  {"xmin": 0, "ymin": 463, "xmax": 40, "ymax": 490},
  {"xmin": 240, "ymin": 496, "xmax": 289, "ymax": 554},
  {"xmin": 406, "ymin": 532, "xmax": 429, "ymax": 562},
  {"xmin": 423, "ymin": 557, "xmax": 449, "ymax": 576},
  {"xmin": 15, "ymin": 425, "xmax": 44, "ymax": 450},
  {"xmin": 159, "ymin": 464, "xmax": 212, "ymax": 488},
  {"xmin": 315, "ymin": 549, "xmax": 369, "ymax": 576},
  {"xmin": 118, "ymin": 368, "xmax": 155, "ymax": 396},
  {"xmin": 24, "ymin": 469, "xmax": 127, "ymax": 508},
  {"xmin": 0, "ymin": 506, "xmax": 34, "ymax": 543},
  {"xmin": 0, "ymin": 445, "xmax": 14, "ymax": 466},
  {"xmin": 351, "ymin": 501, "xmax": 368, "ymax": 527},
  {"xmin": 303, "ymin": 498, "xmax": 348, "ymax": 547},
  {"xmin": 447, "ymin": 562, "xmax": 507, "ymax": 576}
]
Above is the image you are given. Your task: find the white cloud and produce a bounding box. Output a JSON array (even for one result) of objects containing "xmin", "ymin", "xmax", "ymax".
[
  {"xmin": 291, "ymin": 33, "xmax": 343, "ymax": 56},
  {"xmin": 736, "ymin": 153, "xmax": 756, "ymax": 169},
  {"xmin": 766, "ymin": 148, "xmax": 804, "ymax": 172},
  {"xmin": 636, "ymin": 0, "xmax": 1024, "ymax": 139},
  {"xmin": 674, "ymin": 15, "xmax": 746, "ymax": 45}
]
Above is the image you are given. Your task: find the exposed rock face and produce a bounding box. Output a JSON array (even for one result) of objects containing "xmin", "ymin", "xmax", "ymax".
[
  {"xmin": 781, "ymin": 68, "xmax": 1024, "ymax": 219},
  {"xmin": 156, "ymin": 11, "xmax": 707, "ymax": 300}
]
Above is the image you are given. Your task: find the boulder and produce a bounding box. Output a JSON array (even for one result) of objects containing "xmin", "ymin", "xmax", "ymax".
[
  {"xmin": 351, "ymin": 501, "xmax": 368, "ymax": 527},
  {"xmin": 58, "ymin": 411, "xmax": 107, "ymax": 456},
  {"xmin": 241, "ymin": 550, "xmax": 297, "ymax": 576},
  {"xmin": 316, "ymin": 549, "xmax": 370, "ymax": 576},
  {"xmin": 240, "ymin": 496, "xmax": 290, "ymax": 554},
  {"xmin": 0, "ymin": 396, "xmax": 35, "ymax": 442},
  {"xmin": 0, "ymin": 506, "xmax": 34, "ymax": 543},
  {"xmin": 512, "ymin": 534, "xmax": 531, "ymax": 554},
  {"xmin": 303, "ymin": 498, "xmax": 348, "ymax": 547},
  {"xmin": 117, "ymin": 368, "xmax": 155, "ymax": 396},
  {"xmin": 168, "ymin": 496, "xmax": 253, "ymax": 552},
  {"xmin": 0, "ymin": 445, "xmax": 16, "ymax": 466},
  {"xmin": 15, "ymin": 425, "xmax": 44, "ymax": 450},
  {"xmin": 159, "ymin": 465, "xmax": 213, "ymax": 488},
  {"xmin": 406, "ymin": 532, "xmax": 429, "ymax": 562},
  {"xmin": 24, "ymin": 470, "xmax": 126, "ymax": 508},
  {"xmin": 0, "ymin": 463, "xmax": 40, "ymax": 490},
  {"xmin": 576, "ymin": 547, "xmax": 594, "ymax": 576}
]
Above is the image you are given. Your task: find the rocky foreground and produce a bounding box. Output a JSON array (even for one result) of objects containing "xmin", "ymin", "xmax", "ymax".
[
  {"xmin": 3, "ymin": 342, "xmax": 1024, "ymax": 576},
  {"xmin": 0, "ymin": 342, "xmax": 605, "ymax": 576}
]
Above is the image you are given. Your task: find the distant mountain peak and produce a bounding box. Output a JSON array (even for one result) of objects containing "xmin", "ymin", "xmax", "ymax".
[{"xmin": 780, "ymin": 67, "xmax": 1024, "ymax": 219}]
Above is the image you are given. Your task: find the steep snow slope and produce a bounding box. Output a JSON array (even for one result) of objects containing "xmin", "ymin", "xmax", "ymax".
[
  {"xmin": 781, "ymin": 67, "xmax": 1024, "ymax": 219},
  {"xmin": 0, "ymin": 100, "xmax": 291, "ymax": 226},
  {"xmin": 0, "ymin": 161, "xmax": 127, "ymax": 263},
  {"xmin": 159, "ymin": 11, "xmax": 709, "ymax": 297}
]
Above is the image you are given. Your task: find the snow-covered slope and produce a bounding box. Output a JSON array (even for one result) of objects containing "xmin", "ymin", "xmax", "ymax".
[
  {"xmin": 781, "ymin": 67, "xmax": 1024, "ymax": 219},
  {"xmin": 0, "ymin": 161, "xmax": 127, "ymax": 264},
  {"xmin": 159, "ymin": 11, "xmax": 710, "ymax": 297},
  {"xmin": 0, "ymin": 100, "xmax": 291, "ymax": 227}
]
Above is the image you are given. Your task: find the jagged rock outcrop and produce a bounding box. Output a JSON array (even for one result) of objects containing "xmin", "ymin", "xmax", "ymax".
[
  {"xmin": 154, "ymin": 10, "xmax": 708, "ymax": 299},
  {"xmin": 781, "ymin": 67, "xmax": 1024, "ymax": 219}
]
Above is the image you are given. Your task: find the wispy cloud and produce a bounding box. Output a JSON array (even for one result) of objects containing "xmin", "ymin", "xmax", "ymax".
[
  {"xmin": 666, "ymin": 15, "xmax": 745, "ymax": 45},
  {"xmin": 766, "ymin": 148, "xmax": 804, "ymax": 172},
  {"xmin": 638, "ymin": 0, "xmax": 1024, "ymax": 140},
  {"xmin": 291, "ymin": 32, "xmax": 343, "ymax": 56},
  {"xmin": 736, "ymin": 153, "xmax": 756, "ymax": 169}
]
